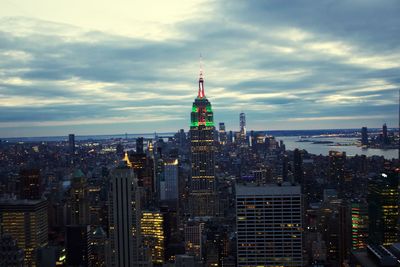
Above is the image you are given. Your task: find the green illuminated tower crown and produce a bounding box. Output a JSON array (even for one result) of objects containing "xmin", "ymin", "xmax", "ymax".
[{"xmin": 190, "ymin": 71, "xmax": 214, "ymax": 128}]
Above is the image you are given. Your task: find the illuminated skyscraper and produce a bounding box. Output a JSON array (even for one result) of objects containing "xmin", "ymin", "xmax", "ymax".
[
  {"xmin": 368, "ymin": 172, "xmax": 399, "ymax": 246},
  {"xmin": 239, "ymin": 112, "xmax": 246, "ymax": 146},
  {"xmin": 184, "ymin": 220, "xmax": 204, "ymax": 260},
  {"xmin": 236, "ymin": 184, "xmax": 303, "ymax": 267},
  {"xmin": 328, "ymin": 151, "xmax": 346, "ymax": 184},
  {"xmin": 351, "ymin": 200, "xmax": 369, "ymax": 250},
  {"xmin": 189, "ymin": 69, "xmax": 217, "ymax": 217},
  {"xmin": 108, "ymin": 161, "xmax": 142, "ymax": 267},
  {"xmin": 0, "ymin": 199, "xmax": 48, "ymax": 267},
  {"xmin": 160, "ymin": 159, "xmax": 179, "ymax": 202},
  {"xmin": 141, "ymin": 211, "xmax": 165, "ymax": 265},
  {"xmin": 218, "ymin": 122, "xmax": 227, "ymax": 145},
  {"xmin": 66, "ymin": 169, "xmax": 90, "ymax": 225}
]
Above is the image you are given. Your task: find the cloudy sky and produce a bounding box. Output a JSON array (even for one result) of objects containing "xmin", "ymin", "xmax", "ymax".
[{"xmin": 0, "ymin": 0, "xmax": 399, "ymax": 137}]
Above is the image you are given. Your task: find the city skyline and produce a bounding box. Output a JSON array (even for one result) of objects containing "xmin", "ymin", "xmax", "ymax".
[{"xmin": 1, "ymin": 0, "xmax": 400, "ymax": 137}]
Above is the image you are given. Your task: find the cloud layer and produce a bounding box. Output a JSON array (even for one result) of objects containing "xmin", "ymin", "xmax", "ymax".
[{"xmin": 0, "ymin": 0, "xmax": 399, "ymax": 137}]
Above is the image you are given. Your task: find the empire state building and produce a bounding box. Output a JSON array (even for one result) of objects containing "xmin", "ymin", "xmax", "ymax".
[{"xmin": 189, "ymin": 70, "xmax": 217, "ymax": 217}]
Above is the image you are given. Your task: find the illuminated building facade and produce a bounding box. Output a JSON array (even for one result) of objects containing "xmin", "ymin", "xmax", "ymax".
[
  {"xmin": 161, "ymin": 159, "xmax": 179, "ymax": 201},
  {"xmin": 368, "ymin": 172, "xmax": 399, "ymax": 246},
  {"xmin": 66, "ymin": 169, "xmax": 90, "ymax": 225},
  {"xmin": 351, "ymin": 201, "xmax": 369, "ymax": 250},
  {"xmin": 184, "ymin": 220, "xmax": 204, "ymax": 259},
  {"xmin": 141, "ymin": 211, "xmax": 165, "ymax": 265},
  {"xmin": 328, "ymin": 151, "xmax": 346, "ymax": 183},
  {"xmin": 239, "ymin": 112, "xmax": 247, "ymax": 146},
  {"xmin": 218, "ymin": 122, "xmax": 227, "ymax": 145},
  {"xmin": 108, "ymin": 161, "xmax": 141, "ymax": 267},
  {"xmin": 236, "ymin": 184, "xmax": 303, "ymax": 267},
  {"xmin": 0, "ymin": 199, "xmax": 48, "ymax": 267},
  {"xmin": 189, "ymin": 70, "xmax": 217, "ymax": 217}
]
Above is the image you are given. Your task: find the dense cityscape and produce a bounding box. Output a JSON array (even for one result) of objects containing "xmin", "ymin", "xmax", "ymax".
[{"xmin": 0, "ymin": 72, "xmax": 399, "ymax": 267}]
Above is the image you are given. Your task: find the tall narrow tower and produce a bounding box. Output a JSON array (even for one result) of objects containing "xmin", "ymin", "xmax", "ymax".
[
  {"xmin": 189, "ymin": 68, "xmax": 217, "ymax": 217},
  {"xmin": 239, "ymin": 112, "xmax": 247, "ymax": 146}
]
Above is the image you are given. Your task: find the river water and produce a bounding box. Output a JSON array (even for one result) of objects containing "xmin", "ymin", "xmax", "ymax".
[{"xmin": 276, "ymin": 136, "xmax": 398, "ymax": 159}]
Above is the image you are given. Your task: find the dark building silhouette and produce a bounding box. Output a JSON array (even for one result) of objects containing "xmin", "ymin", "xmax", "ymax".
[
  {"xmin": 69, "ymin": 134, "xmax": 75, "ymax": 155},
  {"xmin": 136, "ymin": 137, "xmax": 144, "ymax": 154},
  {"xmin": 66, "ymin": 225, "xmax": 92, "ymax": 267},
  {"xmin": 361, "ymin": 127, "xmax": 368, "ymax": 146},
  {"xmin": 328, "ymin": 151, "xmax": 346, "ymax": 184},
  {"xmin": 0, "ymin": 234, "xmax": 24, "ymax": 267},
  {"xmin": 382, "ymin": 123, "xmax": 389, "ymax": 145},
  {"xmin": 293, "ymin": 149, "xmax": 303, "ymax": 185},
  {"xmin": 19, "ymin": 169, "xmax": 41, "ymax": 200}
]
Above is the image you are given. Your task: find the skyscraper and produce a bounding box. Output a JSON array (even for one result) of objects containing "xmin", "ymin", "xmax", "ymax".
[
  {"xmin": 141, "ymin": 211, "xmax": 165, "ymax": 265},
  {"xmin": 328, "ymin": 151, "xmax": 346, "ymax": 184},
  {"xmin": 0, "ymin": 199, "xmax": 48, "ymax": 267},
  {"xmin": 160, "ymin": 159, "xmax": 179, "ymax": 202},
  {"xmin": 19, "ymin": 169, "xmax": 41, "ymax": 200},
  {"xmin": 368, "ymin": 172, "xmax": 399, "ymax": 246},
  {"xmin": 66, "ymin": 169, "xmax": 90, "ymax": 225},
  {"xmin": 351, "ymin": 200, "xmax": 369, "ymax": 250},
  {"xmin": 293, "ymin": 149, "xmax": 303, "ymax": 185},
  {"xmin": 189, "ymin": 69, "xmax": 217, "ymax": 217},
  {"xmin": 108, "ymin": 161, "xmax": 142, "ymax": 267},
  {"xmin": 218, "ymin": 122, "xmax": 227, "ymax": 145},
  {"xmin": 65, "ymin": 225, "xmax": 92, "ymax": 267},
  {"xmin": 69, "ymin": 133, "xmax": 75, "ymax": 165},
  {"xmin": 239, "ymin": 112, "xmax": 246, "ymax": 146},
  {"xmin": 136, "ymin": 137, "xmax": 144, "ymax": 154},
  {"xmin": 361, "ymin": 127, "xmax": 368, "ymax": 146},
  {"xmin": 236, "ymin": 184, "xmax": 303, "ymax": 267},
  {"xmin": 382, "ymin": 123, "xmax": 390, "ymax": 145}
]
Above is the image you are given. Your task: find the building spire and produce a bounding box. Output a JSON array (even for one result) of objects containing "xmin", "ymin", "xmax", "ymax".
[{"xmin": 198, "ymin": 55, "xmax": 205, "ymax": 98}]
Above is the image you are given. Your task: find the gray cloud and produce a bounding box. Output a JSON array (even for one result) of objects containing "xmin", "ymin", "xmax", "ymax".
[{"xmin": 0, "ymin": 0, "xmax": 399, "ymax": 137}]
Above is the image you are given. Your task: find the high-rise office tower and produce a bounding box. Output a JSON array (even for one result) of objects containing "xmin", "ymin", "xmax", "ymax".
[
  {"xmin": 69, "ymin": 133, "xmax": 75, "ymax": 165},
  {"xmin": 65, "ymin": 225, "xmax": 92, "ymax": 267},
  {"xmin": 136, "ymin": 137, "xmax": 144, "ymax": 154},
  {"xmin": 293, "ymin": 149, "xmax": 303, "ymax": 185},
  {"xmin": 91, "ymin": 226, "xmax": 109, "ymax": 267},
  {"xmin": 382, "ymin": 123, "xmax": 389, "ymax": 145},
  {"xmin": 141, "ymin": 211, "xmax": 165, "ymax": 265},
  {"xmin": 239, "ymin": 112, "xmax": 246, "ymax": 146},
  {"xmin": 236, "ymin": 184, "xmax": 303, "ymax": 267},
  {"xmin": 0, "ymin": 199, "xmax": 48, "ymax": 267},
  {"xmin": 227, "ymin": 130, "xmax": 233, "ymax": 144},
  {"xmin": 108, "ymin": 161, "xmax": 142, "ymax": 267},
  {"xmin": 361, "ymin": 127, "xmax": 368, "ymax": 146},
  {"xmin": 328, "ymin": 151, "xmax": 346, "ymax": 184},
  {"xmin": 19, "ymin": 169, "xmax": 41, "ymax": 200},
  {"xmin": 351, "ymin": 200, "xmax": 369, "ymax": 250},
  {"xmin": 69, "ymin": 133, "xmax": 75, "ymax": 155},
  {"xmin": 66, "ymin": 169, "xmax": 90, "ymax": 225},
  {"xmin": 218, "ymin": 122, "xmax": 227, "ymax": 145},
  {"xmin": 368, "ymin": 172, "xmax": 399, "ymax": 246},
  {"xmin": 160, "ymin": 159, "xmax": 179, "ymax": 202},
  {"xmin": 189, "ymin": 69, "xmax": 217, "ymax": 217},
  {"xmin": 184, "ymin": 220, "xmax": 204, "ymax": 260}
]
